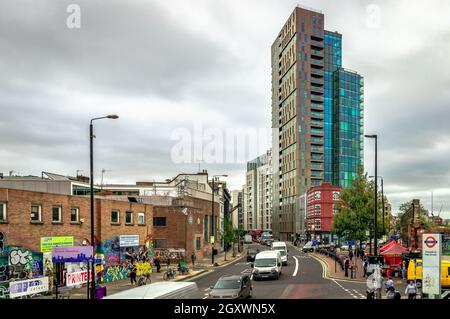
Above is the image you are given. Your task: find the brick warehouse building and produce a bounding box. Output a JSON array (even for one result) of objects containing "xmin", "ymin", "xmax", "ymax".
[
  {"xmin": 306, "ymin": 183, "xmax": 341, "ymax": 243},
  {"xmin": 0, "ymin": 188, "xmax": 220, "ymax": 295}
]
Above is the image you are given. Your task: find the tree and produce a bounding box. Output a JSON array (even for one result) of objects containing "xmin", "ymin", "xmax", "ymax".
[
  {"xmin": 332, "ymin": 166, "xmax": 386, "ymax": 244},
  {"xmin": 222, "ymin": 216, "xmax": 235, "ymax": 261}
]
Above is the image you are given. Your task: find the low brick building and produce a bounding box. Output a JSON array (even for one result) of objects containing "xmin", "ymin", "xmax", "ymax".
[{"xmin": 306, "ymin": 183, "xmax": 341, "ymax": 244}]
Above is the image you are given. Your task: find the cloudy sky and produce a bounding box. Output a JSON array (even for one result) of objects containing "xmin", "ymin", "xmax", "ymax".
[{"xmin": 1, "ymin": 0, "xmax": 450, "ymax": 217}]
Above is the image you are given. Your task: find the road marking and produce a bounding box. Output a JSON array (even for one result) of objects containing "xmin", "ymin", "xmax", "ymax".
[
  {"xmin": 292, "ymin": 256, "xmax": 299, "ymax": 277},
  {"xmin": 202, "ymin": 296, "xmax": 208, "ymax": 299},
  {"xmin": 205, "ymin": 288, "xmax": 210, "ymax": 291}
]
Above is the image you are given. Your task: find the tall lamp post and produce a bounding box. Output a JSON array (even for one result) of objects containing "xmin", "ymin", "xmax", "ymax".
[
  {"xmin": 365, "ymin": 134, "xmax": 378, "ymax": 257},
  {"xmin": 370, "ymin": 175, "xmax": 385, "ymax": 236},
  {"xmin": 90, "ymin": 115, "xmax": 118, "ymax": 299},
  {"xmin": 211, "ymin": 174, "xmax": 228, "ymax": 265}
]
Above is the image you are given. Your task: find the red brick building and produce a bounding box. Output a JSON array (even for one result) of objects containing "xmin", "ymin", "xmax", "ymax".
[{"xmin": 306, "ymin": 183, "xmax": 341, "ymax": 243}]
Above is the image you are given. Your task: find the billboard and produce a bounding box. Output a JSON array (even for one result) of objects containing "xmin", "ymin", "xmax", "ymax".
[
  {"xmin": 66, "ymin": 270, "xmax": 93, "ymax": 287},
  {"xmin": 52, "ymin": 246, "xmax": 94, "ymax": 263},
  {"xmin": 119, "ymin": 235, "xmax": 139, "ymax": 247},
  {"xmin": 40, "ymin": 236, "xmax": 74, "ymax": 253},
  {"xmin": 9, "ymin": 277, "xmax": 49, "ymax": 298}
]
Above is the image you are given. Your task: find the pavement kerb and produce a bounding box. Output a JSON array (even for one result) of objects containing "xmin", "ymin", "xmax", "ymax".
[{"xmin": 174, "ymin": 269, "xmax": 211, "ymax": 282}]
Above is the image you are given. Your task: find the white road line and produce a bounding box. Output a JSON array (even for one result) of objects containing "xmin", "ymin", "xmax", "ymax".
[
  {"xmin": 205, "ymin": 288, "xmax": 210, "ymax": 291},
  {"xmin": 292, "ymin": 256, "xmax": 299, "ymax": 277},
  {"xmin": 202, "ymin": 296, "xmax": 208, "ymax": 299}
]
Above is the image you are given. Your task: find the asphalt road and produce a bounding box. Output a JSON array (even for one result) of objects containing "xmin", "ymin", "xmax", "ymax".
[{"xmin": 188, "ymin": 243, "xmax": 369, "ymax": 299}]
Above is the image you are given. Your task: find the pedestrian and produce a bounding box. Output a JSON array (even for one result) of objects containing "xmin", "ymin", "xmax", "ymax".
[
  {"xmin": 129, "ymin": 263, "xmax": 137, "ymax": 286},
  {"xmin": 349, "ymin": 249, "xmax": 354, "ymax": 261},
  {"xmin": 191, "ymin": 251, "xmax": 196, "ymax": 270},
  {"xmin": 363, "ymin": 260, "xmax": 368, "ymax": 278},
  {"xmin": 386, "ymin": 277, "xmax": 394, "ymax": 291},
  {"xmin": 344, "ymin": 257, "xmax": 349, "ymax": 277},
  {"xmin": 154, "ymin": 257, "xmax": 161, "ymax": 273},
  {"xmin": 401, "ymin": 260, "xmax": 406, "ymax": 280},
  {"xmin": 405, "ymin": 281, "xmax": 417, "ymax": 299}
]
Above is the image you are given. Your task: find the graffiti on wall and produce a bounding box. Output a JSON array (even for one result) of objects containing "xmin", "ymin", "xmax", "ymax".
[
  {"xmin": 0, "ymin": 232, "xmax": 6, "ymax": 255},
  {"xmin": 135, "ymin": 262, "xmax": 152, "ymax": 276},
  {"xmin": 103, "ymin": 264, "xmax": 131, "ymax": 283},
  {"xmin": 153, "ymin": 248, "xmax": 186, "ymax": 261}
]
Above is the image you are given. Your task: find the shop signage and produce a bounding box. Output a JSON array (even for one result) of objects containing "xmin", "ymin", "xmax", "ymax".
[
  {"xmin": 9, "ymin": 277, "xmax": 49, "ymax": 298},
  {"xmin": 40, "ymin": 236, "xmax": 74, "ymax": 252},
  {"xmin": 66, "ymin": 270, "xmax": 92, "ymax": 287},
  {"xmin": 422, "ymin": 233, "xmax": 441, "ymax": 296},
  {"xmin": 119, "ymin": 235, "xmax": 139, "ymax": 247},
  {"xmin": 52, "ymin": 246, "xmax": 94, "ymax": 263}
]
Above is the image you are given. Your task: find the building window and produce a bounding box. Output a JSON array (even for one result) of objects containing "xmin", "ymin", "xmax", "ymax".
[
  {"xmin": 125, "ymin": 211, "xmax": 133, "ymax": 225},
  {"xmin": 52, "ymin": 206, "xmax": 62, "ymax": 223},
  {"xmin": 153, "ymin": 217, "xmax": 167, "ymax": 227},
  {"xmin": 138, "ymin": 212, "xmax": 145, "ymax": 225},
  {"xmin": 315, "ymin": 219, "xmax": 321, "ymax": 230},
  {"xmin": 315, "ymin": 205, "xmax": 321, "ymax": 215},
  {"xmin": 314, "ymin": 192, "xmax": 321, "ymax": 200},
  {"xmin": 111, "ymin": 210, "xmax": 120, "ymax": 224},
  {"xmin": 0, "ymin": 203, "xmax": 7, "ymax": 222},
  {"xmin": 70, "ymin": 207, "xmax": 79, "ymax": 223},
  {"xmin": 153, "ymin": 239, "xmax": 167, "ymax": 249},
  {"xmin": 31, "ymin": 204, "xmax": 42, "ymax": 222},
  {"xmin": 196, "ymin": 236, "xmax": 201, "ymax": 251}
]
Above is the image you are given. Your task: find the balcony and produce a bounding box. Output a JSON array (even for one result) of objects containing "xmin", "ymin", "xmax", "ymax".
[
  {"xmin": 311, "ymin": 128, "xmax": 323, "ymax": 136},
  {"xmin": 310, "ymin": 40, "xmax": 324, "ymax": 49},
  {"xmin": 310, "ymin": 120, "xmax": 323, "ymax": 128},
  {"xmin": 311, "ymin": 154, "xmax": 324, "ymax": 161},
  {"xmin": 311, "ymin": 58, "xmax": 324, "ymax": 67},
  {"xmin": 310, "ymin": 111, "xmax": 323, "ymax": 119},
  {"xmin": 311, "ymin": 145, "xmax": 324, "ymax": 153},
  {"xmin": 311, "ymin": 136, "xmax": 323, "ymax": 144},
  {"xmin": 311, "ymin": 49, "xmax": 324, "ymax": 58},
  {"xmin": 311, "ymin": 68, "xmax": 324, "ymax": 77},
  {"xmin": 311, "ymin": 163, "xmax": 324, "ymax": 171},
  {"xmin": 311, "ymin": 94, "xmax": 324, "ymax": 103},
  {"xmin": 311, "ymin": 86, "xmax": 324, "ymax": 94},
  {"xmin": 310, "ymin": 76, "xmax": 323, "ymax": 85},
  {"xmin": 310, "ymin": 103, "xmax": 323, "ymax": 110}
]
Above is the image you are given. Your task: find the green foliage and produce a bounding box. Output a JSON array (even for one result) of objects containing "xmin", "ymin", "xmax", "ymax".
[{"xmin": 332, "ymin": 166, "xmax": 386, "ymax": 242}]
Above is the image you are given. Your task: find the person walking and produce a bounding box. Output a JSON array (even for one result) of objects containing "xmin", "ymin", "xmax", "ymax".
[
  {"xmin": 386, "ymin": 277, "xmax": 394, "ymax": 291},
  {"xmin": 344, "ymin": 257, "xmax": 349, "ymax": 277},
  {"xmin": 191, "ymin": 251, "xmax": 196, "ymax": 270},
  {"xmin": 154, "ymin": 256, "xmax": 161, "ymax": 273},
  {"xmin": 401, "ymin": 260, "xmax": 406, "ymax": 280},
  {"xmin": 363, "ymin": 260, "xmax": 368, "ymax": 278},
  {"xmin": 129, "ymin": 263, "xmax": 137, "ymax": 286},
  {"xmin": 349, "ymin": 249, "xmax": 354, "ymax": 262},
  {"xmin": 405, "ymin": 281, "xmax": 417, "ymax": 299}
]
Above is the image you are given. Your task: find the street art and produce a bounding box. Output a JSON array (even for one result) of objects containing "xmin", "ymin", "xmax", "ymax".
[
  {"xmin": 153, "ymin": 248, "xmax": 186, "ymax": 261},
  {"xmin": 103, "ymin": 264, "xmax": 131, "ymax": 283},
  {"xmin": 9, "ymin": 248, "xmax": 33, "ymax": 266},
  {"xmin": 0, "ymin": 232, "xmax": 5, "ymax": 255},
  {"xmin": 0, "ymin": 281, "xmax": 9, "ymax": 299}
]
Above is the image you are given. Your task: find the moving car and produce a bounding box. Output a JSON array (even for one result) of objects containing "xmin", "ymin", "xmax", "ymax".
[
  {"xmin": 407, "ymin": 259, "xmax": 450, "ymax": 288},
  {"xmin": 244, "ymin": 234, "xmax": 253, "ymax": 244},
  {"xmin": 208, "ymin": 274, "xmax": 252, "ymax": 299},
  {"xmin": 247, "ymin": 248, "xmax": 260, "ymax": 262},
  {"xmin": 252, "ymin": 250, "xmax": 282, "ymax": 280},
  {"xmin": 271, "ymin": 241, "xmax": 288, "ymax": 266},
  {"xmin": 104, "ymin": 281, "xmax": 199, "ymax": 299},
  {"xmin": 260, "ymin": 233, "xmax": 273, "ymax": 246},
  {"xmin": 302, "ymin": 241, "xmax": 314, "ymax": 253}
]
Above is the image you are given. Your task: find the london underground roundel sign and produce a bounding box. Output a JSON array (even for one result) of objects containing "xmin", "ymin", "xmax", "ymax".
[{"xmin": 424, "ymin": 236, "xmax": 438, "ymax": 248}]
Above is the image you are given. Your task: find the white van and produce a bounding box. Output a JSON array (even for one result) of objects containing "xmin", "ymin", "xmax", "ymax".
[
  {"xmin": 302, "ymin": 241, "xmax": 314, "ymax": 253},
  {"xmin": 252, "ymin": 250, "xmax": 282, "ymax": 280},
  {"xmin": 271, "ymin": 241, "xmax": 288, "ymax": 266},
  {"xmin": 104, "ymin": 281, "xmax": 199, "ymax": 299}
]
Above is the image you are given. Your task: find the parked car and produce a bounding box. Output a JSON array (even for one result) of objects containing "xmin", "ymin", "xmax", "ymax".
[
  {"xmin": 302, "ymin": 241, "xmax": 314, "ymax": 253},
  {"xmin": 208, "ymin": 274, "xmax": 252, "ymax": 299},
  {"xmin": 247, "ymin": 248, "xmax": 260, "ymax": 262},
  {"xmin": 252, "ymin": 250, "xmax": 282, "ymax": 280}
]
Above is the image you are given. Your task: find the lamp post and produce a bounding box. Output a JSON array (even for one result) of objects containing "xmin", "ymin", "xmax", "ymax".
[
  {"xmin": 211, "ymin": 174, "xmax": 227, "ymax": 265},
  {"xmin": 90, "ymin": 114, "xmax": 118, "ymax": 299},
  {"xmin": 370, "ymin": 175, "xmax": 385, "ymax": 236},
  {"xmin": 365, "ymin": 134, "xmax": 378, "ymax": 257}
]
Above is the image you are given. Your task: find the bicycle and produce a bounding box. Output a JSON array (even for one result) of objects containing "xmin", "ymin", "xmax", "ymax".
[{"xmin": 163, "ymin": 267, "xmax": 177, "ymax": 280}]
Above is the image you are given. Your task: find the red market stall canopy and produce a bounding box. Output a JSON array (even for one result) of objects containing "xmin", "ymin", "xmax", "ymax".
[{"xmin": 380, "ymin": 241, "xmax": 408, "ymax": 256}]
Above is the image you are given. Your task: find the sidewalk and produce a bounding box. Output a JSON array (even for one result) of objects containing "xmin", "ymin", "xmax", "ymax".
[
  {"xmin": 313, "ymin": 250, "xmax": 366, "ymax": 282},
  {"xmin": 36, "ymin": 249, "xmax": 244, "ymax": 299}
]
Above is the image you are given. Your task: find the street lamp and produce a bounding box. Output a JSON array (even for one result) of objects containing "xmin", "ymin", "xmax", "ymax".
[
  {"xmin": 365, "ymin": 134, "xmax": 378, "ymax": 257},
  {"xmin": 211, "ymin": 174, "xmax": 227, "ymax": 265},
  {"xmin": 90, "ymin": 115, "xmax": 118, "ymax": 299},
  {"xmin": 370, "ymin": 175, "xmax": 385, "ymax": 236}
]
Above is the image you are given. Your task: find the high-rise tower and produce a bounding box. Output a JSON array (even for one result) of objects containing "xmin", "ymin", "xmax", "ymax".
[{"xmin": 271, "ymin": 6, "xmax": 363, "ymax": 240}]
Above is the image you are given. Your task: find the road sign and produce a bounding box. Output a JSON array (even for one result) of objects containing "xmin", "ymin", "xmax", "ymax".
[{"xmin": 422, "ymin": 233, "xmax": 441, "ymax": 296}]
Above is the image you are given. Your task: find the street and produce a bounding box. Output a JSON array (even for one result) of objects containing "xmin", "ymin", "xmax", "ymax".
[{"xmin": 189, "ymin": 243, "xmax": 368, "ymax": 299}]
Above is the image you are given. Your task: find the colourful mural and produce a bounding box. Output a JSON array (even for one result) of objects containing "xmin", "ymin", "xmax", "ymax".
[{"xmin": 103, "ymin": 264, "xmax": 131, "ymax": 283}]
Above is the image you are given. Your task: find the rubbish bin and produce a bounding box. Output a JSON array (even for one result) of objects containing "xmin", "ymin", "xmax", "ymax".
[{"xmin": 95, "ymin": 285, "xmax": 107, "ymax": 299}]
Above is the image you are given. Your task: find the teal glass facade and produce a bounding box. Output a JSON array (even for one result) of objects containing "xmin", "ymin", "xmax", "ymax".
[
  {"xmin": 333, "ymin": 69, "xmax": 364, "ymax": 187},
  {"xmin": 323, "ymin": 31, "xmax": 342, "ymax": 183}
]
